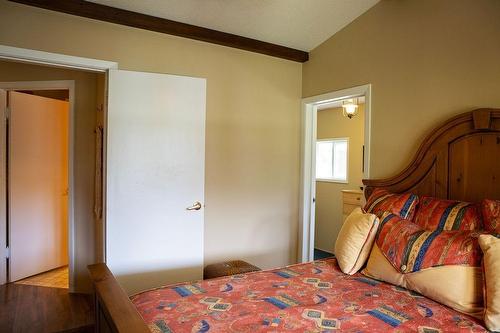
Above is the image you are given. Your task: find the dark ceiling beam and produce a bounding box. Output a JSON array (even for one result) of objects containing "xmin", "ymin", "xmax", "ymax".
[{"xmin": 8, "ymin": 0, "xmax": 309, "ymax": 63}]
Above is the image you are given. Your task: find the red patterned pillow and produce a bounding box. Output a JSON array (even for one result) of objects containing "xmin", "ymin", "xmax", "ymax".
[
  {"xmin": 364, "ymin": 188, "xmax": 419, "ymax": 220},
  {"xmin": 414, "ymin": 196, "xmax": 483, "ymax": 231},
  {"xmin": 376, "ymin": 212, "xmax": 483, "ymax": 273},
  {"xmin": 482, "ymin": 199, "xmax": 500, "ymax": 233}
]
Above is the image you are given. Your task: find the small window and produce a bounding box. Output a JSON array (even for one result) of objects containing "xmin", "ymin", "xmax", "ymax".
[{"xmin": 316, "ymin": 138, "xmax": 348, "ymax": 183}]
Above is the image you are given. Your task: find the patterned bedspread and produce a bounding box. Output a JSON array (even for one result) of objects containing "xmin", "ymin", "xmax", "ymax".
[{"xmin": 131, "ymin": 258, "xmax": 487, "ymax": 332}]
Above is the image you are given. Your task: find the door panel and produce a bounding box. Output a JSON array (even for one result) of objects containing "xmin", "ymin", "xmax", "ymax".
[
  {"xmin": 9, "ymin": 91, "xmax": 69, "ymax": 281},
  {"xmin": 0, "ymin": 89, "xmax": 5, "ymax": 285},
  {"xmin": 106, "ymin": 69, "xmax": 206, "ymax": 294}
]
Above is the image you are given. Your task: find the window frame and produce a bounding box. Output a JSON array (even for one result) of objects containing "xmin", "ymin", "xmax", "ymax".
[{"xmin": 315, "ymin": 137, "xmax": 349, "ymax": 184}]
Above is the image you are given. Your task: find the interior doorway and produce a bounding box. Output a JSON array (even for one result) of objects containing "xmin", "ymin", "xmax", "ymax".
[
  {"xmin": 0, "ymin": 57, "xmax": 106, "ymax": 292},
  {"xmin": 299, "ymin": 84, "xmax": 372, "ymax": 263},
  {"xmin": 313, "ymin": 97, "xmax": 366, "ymax": 260},
  {"xmin": 0, "ymin": 46, "xmax": 115, "ymax": 294},
  {"xmin": 1, "ymin": 85, "xmax": 71, "ymax": 289}
]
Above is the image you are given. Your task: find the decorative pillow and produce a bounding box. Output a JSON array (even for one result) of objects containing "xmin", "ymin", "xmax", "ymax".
[
  {"xmin": 481, "ymin": 199, "xmax": 500, "ymax": 233},
  {"xmin": 362, "ymin": 212, "xmax": 484, "ymax": 318},
  {"xmin": 414, "ymin": 196, "xmax": 483, "ymax": 231},
  {"xmin": 364, "ymin": 188, "xmax": 419, "ymax": 220},
  {"xmin": 334, "ymin": 207, "xmax": 379, "ymax": 275},
  {"xmin": 478, "ymin": 234, "xmax": 500, "ymax": 332},
  {"xmin": 376, "ymin": 213, "xmax": 482, "ymax": 273}
]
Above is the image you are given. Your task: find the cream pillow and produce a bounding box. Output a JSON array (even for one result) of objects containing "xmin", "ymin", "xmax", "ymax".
[
  {"xmin": 363, "ymin": 244, "xmax": 484, "ymax": 318},
  {"xmin": 334, "ymin": 207, "xmax": 379, "ymax": 275},
  {"xmin": 479, "ymin": 234, "xmax": 500, "ymax": 332},
  {"xmin": 361, "ymin": 212, "xmax": 485, "ymax": 318}
]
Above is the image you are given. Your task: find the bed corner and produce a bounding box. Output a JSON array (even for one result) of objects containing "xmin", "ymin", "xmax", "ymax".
[{"xmin": 88, "ymin": 263, "xmax": 150, "ymax": 333}]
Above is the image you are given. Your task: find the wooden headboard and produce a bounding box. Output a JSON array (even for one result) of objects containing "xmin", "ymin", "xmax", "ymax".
[{"xmin": 363, "ymin": 108, "xmax": 500, "ymax": 202}]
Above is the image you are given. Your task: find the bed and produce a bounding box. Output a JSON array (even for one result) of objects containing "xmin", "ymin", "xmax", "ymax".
[{"xmin": 89, "ymin": 108, "xmax": 500, "ymax": 332}]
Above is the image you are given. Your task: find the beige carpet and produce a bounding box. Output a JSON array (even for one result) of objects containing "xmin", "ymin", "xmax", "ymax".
[{"xmin": 15, "ymin": 266, "xmax": 68, "ymax": 289}]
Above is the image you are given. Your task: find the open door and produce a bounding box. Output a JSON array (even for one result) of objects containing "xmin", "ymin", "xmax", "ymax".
[
  {"xmin": 0, "ymin": 89, "xmax": 5, "ymax": 285},
  {"xmin": 106, "ymin": 69, "xmax": 206, "ymax": 294},
  {"xmin": 9, "ymin": 91, "xmax": 69, "ymax": 282}
]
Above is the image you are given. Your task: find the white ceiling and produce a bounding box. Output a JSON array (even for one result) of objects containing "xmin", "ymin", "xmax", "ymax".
[{"xmin": 87, "ymin": 0, "xmax": 379, "ymax": 51}]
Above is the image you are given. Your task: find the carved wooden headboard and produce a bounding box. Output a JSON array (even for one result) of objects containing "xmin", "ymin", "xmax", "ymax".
[{"xmin": 363, "ymin": 109, "xmax": 500, "ymax": 202}]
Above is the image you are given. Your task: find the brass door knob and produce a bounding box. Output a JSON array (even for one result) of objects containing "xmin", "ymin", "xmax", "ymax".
[{"xmin": 186, "ymin": 201, "xmax": 202, "ymax": 211}]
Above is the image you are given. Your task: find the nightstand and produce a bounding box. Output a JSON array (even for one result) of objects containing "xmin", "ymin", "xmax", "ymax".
[{"xmin": 342, "ymin": 189, "xmax": 364, "ymax": 221}]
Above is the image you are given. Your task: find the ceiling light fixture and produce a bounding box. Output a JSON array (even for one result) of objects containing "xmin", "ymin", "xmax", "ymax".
[{"xmin": 342, "ymin": 98, "xmax": 358, "ymax": 119}]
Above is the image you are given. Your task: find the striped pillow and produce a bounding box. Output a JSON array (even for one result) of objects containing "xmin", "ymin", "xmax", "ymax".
[
  {"xmin": 364, "ymin": 188, "xmax": 419, "ymax": 220},
  {"xmin": 481, "ymin": 199, "xmax": 500, "ymax": 233},
  {"xmin": 414, "ymin": 196, "xmax": 483, "ymax": 231},
  {"xmin": 376, "ymin": 212, "xmax": 482, "ymax": 273}
]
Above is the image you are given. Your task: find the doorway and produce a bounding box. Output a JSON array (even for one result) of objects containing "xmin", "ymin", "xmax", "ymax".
[
  {"xmin": 313, "ymin": 97, "xmax": 366, "ymax": 260},
  {"xmin": 0, "ymin": 55, "xmax": 108, "ymax": 291},
  {"xmin": 1, "ymin": 84, "xmax": 71, "ymax": 288},
  {"xmin": 299, "ymin": 84, "xmax": 372, "ymax": 263}
]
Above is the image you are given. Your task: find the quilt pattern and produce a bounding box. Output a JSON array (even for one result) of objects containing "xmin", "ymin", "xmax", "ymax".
[{"xmin": 131, "ymin": 258, "xmax": 487, "ymax": 332}]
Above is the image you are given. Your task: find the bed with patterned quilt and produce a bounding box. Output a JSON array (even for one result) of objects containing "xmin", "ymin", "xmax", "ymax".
[
  {"xmin": 88, "ymin": 109, "xmax": 499, "ymax": 333},
  {"xmin": 130, "ymin": 258, "xmax": 487, "ymax": 332}
]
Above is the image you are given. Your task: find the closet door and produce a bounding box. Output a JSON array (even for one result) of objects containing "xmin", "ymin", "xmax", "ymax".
[
  {"xmin": 106, "ymin": 70, "xmax": 206, "ymax": 294},
  {"xmin": 9, "ymin": 91, "xmax": 69, "ymax": 281}
]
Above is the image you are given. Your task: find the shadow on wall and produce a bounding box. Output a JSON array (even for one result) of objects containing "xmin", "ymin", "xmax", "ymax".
[
  {"xmin": 113, "ymin": 265, "xmax": 203, "ymax": 295},
  {"xmin": 205, "ymin": 246, "xmax": 294, "ymax": 272},
  {"xmin": 114, "ymin": 253, "xmax": 273, "ymax": 295},
  {"xmin": 113, "ymin": 249, "xmax": 296, "ymax": 296}
]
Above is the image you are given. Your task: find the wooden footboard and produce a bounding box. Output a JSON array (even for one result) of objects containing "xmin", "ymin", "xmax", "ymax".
[{"xmin": 88, "ymin": 263, "xmax": 150, "ymax": 333}]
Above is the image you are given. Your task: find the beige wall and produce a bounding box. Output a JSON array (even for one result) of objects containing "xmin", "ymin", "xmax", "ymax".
[
  {"xmin": 0, "ymin": 0, "xmax": 302, "ymax": 288},
  {"xmin": 315, "ymin": 106, "xmax": 365, "ymax": 252},
  {"xmin": 0, "ymin": 60, "xmax": 101, "ymax": 291},
  {"xmin": 303, "ymin": 0, "xmax": 500, "ymax": 179}
]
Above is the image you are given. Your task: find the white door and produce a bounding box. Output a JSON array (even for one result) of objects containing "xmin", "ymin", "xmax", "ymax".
[
  {"xmin": 0, "ymin": 89, "xmax": 6, "ymax": 285},
  {"xmin": 9, "ymin": 91, "xmax": 69, "ymax": 282},
  {"xmin": 106, "ymin": 69, "xmax": 206, "ymax": 295}
]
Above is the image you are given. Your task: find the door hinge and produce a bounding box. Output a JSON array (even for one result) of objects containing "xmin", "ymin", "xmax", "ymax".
[
  {"xmin": 5, "ymin": 106, "xmax": 10, "ymax": 120},
  {"xmin": 5, "ymin": 246, "xmax": 10, "ymax": 259}
]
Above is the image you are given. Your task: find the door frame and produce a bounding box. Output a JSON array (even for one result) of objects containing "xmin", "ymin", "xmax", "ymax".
[
  {"xmin": 299, "ymin": 84, "xmax": 372, "ymax": 263},
  {"xmin": 0, "ymin": 45, "xmax": 117, "ymax": 291},
  {"xmin": 0, "ymin": 45, "xmax": 118, "ymax": 72}
]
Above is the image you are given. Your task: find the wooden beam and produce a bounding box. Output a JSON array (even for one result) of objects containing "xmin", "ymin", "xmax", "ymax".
[{"xmin": 8, "ymin": 0, "xmax": 309, "ymax": 63}]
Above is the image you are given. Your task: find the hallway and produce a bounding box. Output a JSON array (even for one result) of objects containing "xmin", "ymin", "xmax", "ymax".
[{"xmin": 15, "ymin": 266, "xmax": 68, "ymax": 289}]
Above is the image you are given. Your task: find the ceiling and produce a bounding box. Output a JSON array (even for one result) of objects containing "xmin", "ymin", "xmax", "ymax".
[{"xmin": 87, "ymin": 0, "xmax": 379, "ymax": 51}]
